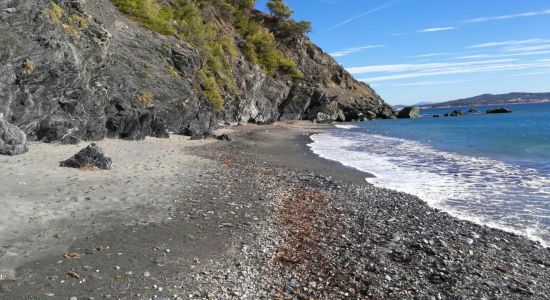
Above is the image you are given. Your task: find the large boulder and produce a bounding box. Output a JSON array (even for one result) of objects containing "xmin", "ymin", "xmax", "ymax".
[
  {"xmin": 60, "ymin": 143, "xmax": 112, "ymax": 170},
  {"xmin": 396, "ymin": 106, "xmax": 420, "ymax": 119},
  {"xmin": 0, "ymin": 113, "xmax": 28, "ymax": 155},
  {"xmin": 486, "ymin": 108, "xmax": 512, "ymax": 114}
]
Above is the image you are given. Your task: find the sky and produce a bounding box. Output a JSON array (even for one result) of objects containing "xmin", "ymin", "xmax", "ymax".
[{"xmin": 255, "ymin": 0, "xmax": 550, "ymax": 105}]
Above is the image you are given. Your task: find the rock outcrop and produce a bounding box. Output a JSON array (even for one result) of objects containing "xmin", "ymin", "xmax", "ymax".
[
  {"xmin": 0, "ymin": 0, "xmax": 395, "ymax": 143},
  {"xmin": 60, "ymin": 143, "xmax": 112, "ymax": 170},
  {"xmin": 396, "ymin": 107, "xmax": 420, "ymax": 119},
  {"xmin": 486, "ymin": 108, "xmax": 512, "ymax": 114},
  {"xmin": 0, "ymin": 113, "xmax": 28, "ymax": 155}
]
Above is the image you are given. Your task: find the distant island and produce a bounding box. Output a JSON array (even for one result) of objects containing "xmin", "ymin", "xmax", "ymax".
[{"xmin": 419, "ymin": 92, "xmax": 550, "ymax": 108}]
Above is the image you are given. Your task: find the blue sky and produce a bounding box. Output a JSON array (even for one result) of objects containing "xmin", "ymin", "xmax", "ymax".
[{"xmin": 256, "ymin": 0, "xmax": 550, "ymax": 105}]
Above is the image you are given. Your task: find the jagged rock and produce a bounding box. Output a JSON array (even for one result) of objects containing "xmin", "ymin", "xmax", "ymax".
[
  {"xmin": 487, "ymin": 108, "xmax": 512, "ymax": 114},
  {"xmin": 60, "ymin": 143, "xmax": 112, "ymax": 170},
  {"xmin": 0, "ymin": 113, "xmax": 28, "ymax": 155},
  {"xmin": 432, "ymin": 114, "xmax": 440, "ymax": 118},
  {"xmin": 397, "ymin": 107, "xmax": 420, "ymax": 119},
  {"xmin": 468, "ymin": 108, "xmax": 479, "ymax": 113},
  {"xmin": 449, "ymin": 110, "xmax": 464, "ymax": 117},
  {"xmin": 106, "ymin": 105, "xmax": 168, "ymax": 140}
]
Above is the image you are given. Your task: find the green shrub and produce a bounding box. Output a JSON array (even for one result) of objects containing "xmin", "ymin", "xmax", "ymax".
[
  {"xmin": 111, "ymin": 0, "xmax": 304, "ymax": 108},
  {"xmin": 200, "ymin": 71, "xmax": 223, "ymax": 111},
  {"xmin": 112, "ymin": 0, "xmax": 176, "ymax": 35}
]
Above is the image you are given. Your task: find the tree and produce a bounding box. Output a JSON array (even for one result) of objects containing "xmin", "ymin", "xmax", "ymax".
[{"xmin": 266, "ymin": 0, "xmax": 293, "ymax": 19}]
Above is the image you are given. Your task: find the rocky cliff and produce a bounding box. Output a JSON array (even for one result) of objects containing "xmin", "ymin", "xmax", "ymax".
[{"xmin": 0, "ymin": 0, "xmax": 395, "ymax": 143}]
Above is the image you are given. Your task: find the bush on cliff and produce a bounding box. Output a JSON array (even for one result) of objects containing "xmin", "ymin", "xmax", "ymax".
[{"xmin": 111, "ymin": 0, "xmax": 304, "ymax": 109}]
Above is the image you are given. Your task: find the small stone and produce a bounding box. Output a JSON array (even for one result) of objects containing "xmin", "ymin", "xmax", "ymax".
[
  {"xmin": 82, "ymin": 266, "xmax": 93, "ymax": 271},
  {"xmin": 143, "ymin": 271, "xmax": 151, "ymax": 277}
]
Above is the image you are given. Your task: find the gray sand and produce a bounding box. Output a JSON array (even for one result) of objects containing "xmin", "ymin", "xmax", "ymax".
[{"xmin": 0, "ymin": 135, "xmax": 215, "ymax": 278}]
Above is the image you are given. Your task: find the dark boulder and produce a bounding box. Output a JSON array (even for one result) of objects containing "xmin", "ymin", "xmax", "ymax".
[
  {"xmin": 449, "ymin": 110, "xmax": 463, "ymax": 117},
  {"xmin": 396, "ymin": 106, "xmax": 420, "ymax": 119},
  {"xmin": 216, "ymin": 134, "xmax": 232, "ymax": 141},
  {"xmin": 468, "ymin": 108, "xmax": 479, "ymax": 113},
  {"xmin": 0, "ymin": 113, "xmax": 28, "ymax": 155},
  {"xmin": 432, "ymin": 114, "xmax": 440, "ymax": 118},
  {"xmin": 486, "ymin": 108, "xmax": 512, "ymax": 114},
  {"xmin": 60, "ymin": 143, "xmax": 112, "ymax": 170}
]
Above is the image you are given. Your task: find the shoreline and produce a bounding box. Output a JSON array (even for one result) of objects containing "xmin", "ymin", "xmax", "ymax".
[{"xmin": 1, "ymin": 122, "xmax": 549, "ymax": 299}]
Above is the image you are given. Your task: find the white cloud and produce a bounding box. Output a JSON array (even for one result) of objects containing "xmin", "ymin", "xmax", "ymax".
[
  {"xmin": 467, "ymin": 39, "xmax": 545, "ymax": 49},
  {"xmin": 347, "ymin": 59, "xmax": 516, "ymax": 74},
  {"xmin": 503, "ymin": 44, "xmax": 550, "ymax": 52},
  {"xmin": 324, "ymin": 0, "xmax": 400, "ymax": 31},
  {"xmin": 413, "ymin": 52, "xmax": 457, "ymax": 58},
  {"xmin": 463, "ymin": 9, "xmax": 550, "ymax": 23},
  {"xmin": 328, "ymin": 45, "xmax": 386, "ymax": 58},
  {"xmin": 377, "ymin": 80, "xmax": 468, "ymax": 87},
  {"xmin": 417, "ymin": 26, "xmax": 457, "ymax": 33},
  {"xmin": 358, "ymin": 60, "xmax": 550, "ymax": 82}
]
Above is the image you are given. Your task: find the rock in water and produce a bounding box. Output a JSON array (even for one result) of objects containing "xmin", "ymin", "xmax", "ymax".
[
  {"xmin": 486, "ymin": 108, "xmax": 512, "ymax": 114},
  {"xmin": 60, "ymin": 143, "xmax": 112, "ymax": 170},
  {"xmin": 0, "ymin": 113, "xmax": 28, "ymax": 155},
  {"xmin": 396, "ymin": 107, "xmax": 420, "ymax": 119},
  {"xmin": 449, "ymin": 110, "xmax": 464, "ymax": 117}
]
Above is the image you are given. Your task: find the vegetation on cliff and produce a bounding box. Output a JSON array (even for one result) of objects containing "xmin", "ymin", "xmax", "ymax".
[{"xmin": 111, "ymin": 0, "xmax": 308, "ymax": 110}]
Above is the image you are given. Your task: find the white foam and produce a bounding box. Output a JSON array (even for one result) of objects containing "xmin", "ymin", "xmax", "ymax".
[
  {"xmin": 334, "ymin": 124, "xmax": 359, "ymax": 129},
  {"xmin": 308, "ymin": 131, "xmax": 550, "ymax": 247}
]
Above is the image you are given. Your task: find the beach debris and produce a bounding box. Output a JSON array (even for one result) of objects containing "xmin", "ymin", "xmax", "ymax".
[
  {"xmin": 60, "ymin": 143, "xmax": 112, "ymax": 170},
  {"xmin": 68, "ymin": 269, "xmax": 80, "ymax": 279},
  {"xmin": 63, "ymin": 252, "xmax": 81, "ymax": 259},
  {"xmin": 114, "ymin": 274, "xmax": 126, "ymax": 281},
  {"xmin": 0, "ymin": 113, "xmax": 28, "ymax": 156}
]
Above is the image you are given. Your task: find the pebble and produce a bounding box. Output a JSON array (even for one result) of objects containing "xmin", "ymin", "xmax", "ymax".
[{"xmin": 82, "ymin": 266, "xmax": 93, "ymax": 271}]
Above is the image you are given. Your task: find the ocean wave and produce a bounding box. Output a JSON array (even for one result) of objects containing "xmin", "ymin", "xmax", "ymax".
[
  {"xmin": 334, "ymin": 124, "xmax": 359, "ymax": 129},
  {"xmin": 308, "ymin": 131, "xmax": 550, "ymax": 247}
]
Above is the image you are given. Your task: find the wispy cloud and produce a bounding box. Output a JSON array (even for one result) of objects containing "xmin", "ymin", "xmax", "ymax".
[
  {"xmin": 463, "ymin": 9, "xmax": 550, "ymax": 23},
  {"xmin": 348, "ymin": 58, "xmax": 550, "ymax": 82},
  {"xmin": 467, "ymin": 39, "xmax": 546, "ymax": 49},
  {"xmin": 377, "ymin": 79, "xmax": 468, "ymax": 87},
  {"xmin": 324, "ymin": 0, "xmax": 400, "ymax": 31},
  {"xmin": 417, "ymin": 26, "xmax": 457, "ymax": 33},
  {"xmin": 347, "ymin": 59, "xmax": 515, "ymax": 74},
  {"xmin": 502, "ymin": 44, "xmax": 550, "ymax": 52},
  {"xmin": 328, "ymin": 45, "xmax": 386, "ymax": 58},
  {"xmin": 413, "ymin": 52, "xmax": 458, "ymax": 58}
]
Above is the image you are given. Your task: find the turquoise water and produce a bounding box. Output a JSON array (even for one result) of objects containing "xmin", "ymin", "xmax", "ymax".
[{"xmin": 308, "ymin": 102, "xmax": 550, "ymax": 246}]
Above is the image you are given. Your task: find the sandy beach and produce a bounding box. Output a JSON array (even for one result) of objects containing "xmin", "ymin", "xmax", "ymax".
[{"xmin": 1, "ymin": 122, "xmax": 549, "ymax": 299}]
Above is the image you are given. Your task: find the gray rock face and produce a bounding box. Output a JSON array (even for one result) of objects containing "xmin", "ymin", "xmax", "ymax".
[
  {"xmin": 60, "ymin": 143, "xmax": 112, "ymax": 170},
  {"xmin": 0, "ymin": 113, "xmax": 28, "ymax": 155},
  {"xmin": 0, "ymin": 1, "xmax": 395, "ymax": 143},
  {"xmin": 397, "ymin": 107, "xmax": 420, "ymax": 119}
]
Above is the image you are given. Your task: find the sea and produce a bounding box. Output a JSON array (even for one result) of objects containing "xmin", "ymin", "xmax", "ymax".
[{"xmin": 308, "ymin": 102, "xmax": 550, "ymax": 246}]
